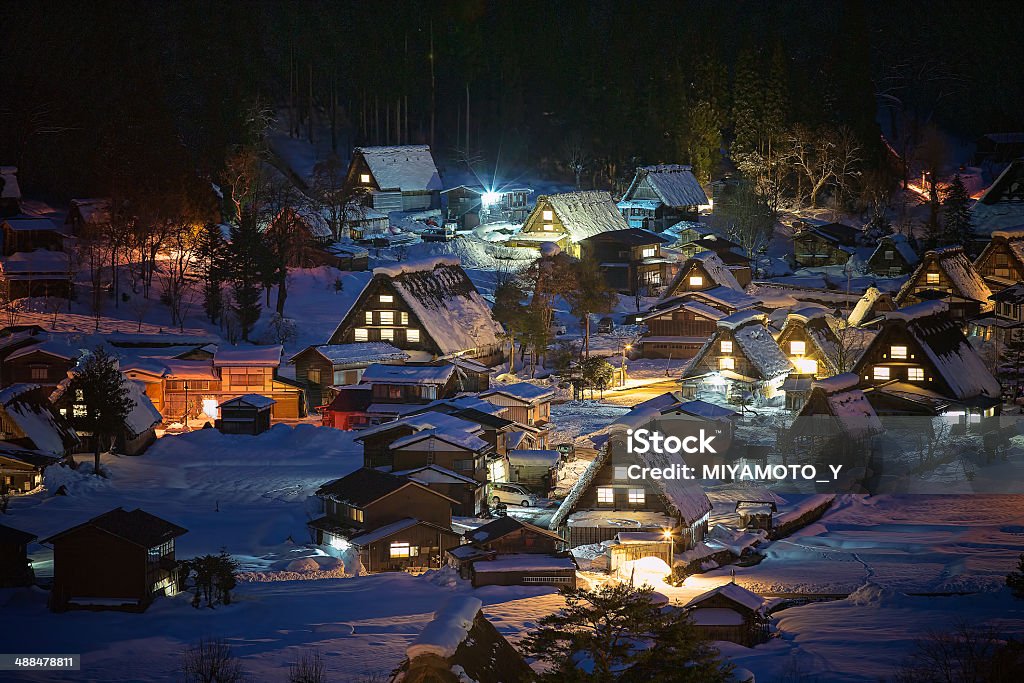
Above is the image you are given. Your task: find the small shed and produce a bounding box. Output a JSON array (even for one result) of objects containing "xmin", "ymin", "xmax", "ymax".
[
  {"xmin": 735, "ymin": 500, "xmax": 777, "ymax": 531},
  {"xmin": 506, "ymin": 449, "xmax": 560, "ymax": 490},
  {"xmin": 0, "ymin": 523, "xmax": 36, "ymax": 586},
  {"xmin": 469, "ymin": 553, "xmax": 577, "ymax": 588},
  {"xmin": 216, "ymin": 394, "xmax": 275, "ymax": 435},
  {"xmin": 682, "ymin": 581, "xmax": 769, "ymax": 646}
]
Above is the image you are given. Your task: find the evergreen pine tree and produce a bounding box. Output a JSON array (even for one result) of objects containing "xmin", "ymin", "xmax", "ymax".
[
  {"xmin": 227, "ymin": 218, "xmax": 265, "ymax": 341},
  {"xmin": 685, "ymin": 100, "xmax": 722, "ymax": 184},
  {"xmin": 730, "ymin": 49, "xmax": 761, "ymax": 157},
  {"xmin": 196, "ymin": 223, "xmax": 228, "ymax": 324},
  {"xmin": 760, "ymin": 42, "xmax": 789, "ymax": 153},
  {"xmin": 67, "ymin": 346, "xmax": 136, "ymax": 476},
  {"xmin": 942, "ymin": 174, "xmax": 973, "ymax": 246}
]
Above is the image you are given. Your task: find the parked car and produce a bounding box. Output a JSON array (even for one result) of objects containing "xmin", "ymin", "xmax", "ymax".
[
  {"xmin": 489, "ymin": 483, "xmax": 538, "ymax": 507},
  {"xmin": 550, "ymin": 323, "xmax": 567, "ymax": 336},
  {"xmin": 597, "ymin": 317, "xmax": 615, "ymax": 333}
]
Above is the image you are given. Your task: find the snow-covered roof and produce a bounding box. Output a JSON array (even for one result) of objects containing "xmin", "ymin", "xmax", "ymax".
[
  {"xmin": 2, "ymin": 217, "xmax": 63, "ymax": 233},
  {"xmin": 507, "ymin": 449, "xmax": 560, "ymax": 466},
  {"xmin": 542, "ymin": 191, "xmax": 630, "ymax": 242},
  {"xmin": 123, "ymin": 379, "xmax": 162, "ymax": 436},
  {"xmin": 355, "ymin": 145, "xmax": 442, "ymax": 193},
  {"xmin": 684, "ymin": 581, "xmax": 765, "ymax": 612},
  {"xmin": 780, "ymin": 309, "xmax": 841, "ymax": 375},
  {"xmin": 372, "ymin": 255, "xmax": 460, "ymax": 278},
  {"xmin": 360, "ymin": 363, "xmax": 454, "ymax": 385},
  {"xmin": 6, "ymin": 339, "xmax": 83, "ymax": 362},
  {"xmin": 480, "ymin": 381, "xmax": 554, "ymax": 404},
  {"xmin": 163, "ymin": 360, "xmax": 220, "ymax": 381},
  {"xmin": 0, "ymin": 383, "xmax": 77, "ymax": 455},
  {"xmin": 389, "ymin": 428, "xmax": 489, "ymax": 453},
  {"xmin": 355, "ymin": 411, "xmax": 483, "ymax": 441},
  {"xmin": 688, "ymin": 286, "xmax": 760, "ymax": 311},
  {"xmin": 0, "ymin": 250, "xmax": 71, "ymax": 275},
  {"xmin": 642, "ymin": 299, "xmax": 726, "ymax": 323},
  {"xmin": 218, "ymin": 393, "xmax": 276, "ymax": 410},
  {"xmin": 876, "ymin": 300, "xmax": 1001, "ymax": 400},
  {"xmin": 801, "ymin": 373, "xmax": 882, "ymax": 438},
  {"xmin": 347, "ymin": 517, "xmax": 422, "ymax": 547},
  {"xmin": 213, "ymin": 345, "xmax": 282, "ymax": 367},
  {"xmin": 0, "ymin": 166, "xmax": 20, "ymax": 200},
  {"xmin": 382, "ymin": 258, "xmax": 504, "ymax": 357},
  {"xmin": 880, "ymin": 233, "xmax": 920, "ymax": 266},
  {"xmin": 407, "ymin": 595, "xmax": 482, "ymax": 660},
  {"xmin": 69, "ymin": 198, "xmax": 111, "ymax": 225},
  {"xmin": 471, "ymin": 554, "xmax": 576, "ymax": 572},
  {"xmin": 848, "ymin": 286, "xmax": 889, "ymax": 328},
  {"xmin": 292, "ymin": 343, "xmax": 408, "ymax": 367},
  {"xmin": 663, "ymin": 251, "xmax": 743, "ymax": 295},
  {"xmin": 626, "ymin": 165, "xmax": 708, "ymax": 207},
  {"xmin": 392, "ymin": 464, "xmax": 480, "ymax": 486},
  {"xmin": 897, "ymin": 247, "xmax": 991, "ymax": 306},
  {"xmin": 672, "ymin": 399, "xmax": 740, "ymax": 421}
]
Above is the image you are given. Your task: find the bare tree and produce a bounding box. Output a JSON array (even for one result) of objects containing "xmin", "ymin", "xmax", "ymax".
[
  {"xmin": 181, "ymin": 638, "xmax": 245, "ymax": 683},
  {"xmin": 896, "ymin": 621, "xmax": 1024, "ymax": 682},
  {"xmin": 288, "ymin": 650, "xmax": 327, "ymax": 683},
  {"xmin": 562, "ymin": 133, "xmax": 590, "ymax": 190}
]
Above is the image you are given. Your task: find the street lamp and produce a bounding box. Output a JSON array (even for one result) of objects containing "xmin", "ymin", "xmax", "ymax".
[
  {"xmin": 663, "ymin": 528, "xmax": 674, "ymax": 568},
  {"xmin": 621, "ymin": 343, "xmax": 632, "ymax": 387}
]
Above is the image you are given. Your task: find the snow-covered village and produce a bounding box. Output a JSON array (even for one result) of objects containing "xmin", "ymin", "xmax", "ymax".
[{"xmin": 2, "ymin": 3, "xmax": 1024, "ymax": 682}]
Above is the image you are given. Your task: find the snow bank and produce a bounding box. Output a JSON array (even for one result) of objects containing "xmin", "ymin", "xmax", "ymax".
[{"xmin": 407, "ymin": 595, "xmax": 483, "ymax": 660}]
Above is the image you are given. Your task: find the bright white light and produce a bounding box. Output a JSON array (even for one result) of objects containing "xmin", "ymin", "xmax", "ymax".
[
  {"xmin": 202, "ymin": 399, "xmax": 219, "ymax": 419},
  {"xmin": 329, "ymin": 535, "xmax": 350, "ymax": 551},
  {"xmin": 794, "ymin": 358, "xmax": 818, "ymax": 375},
  {"xmin": 481, "ymin": 191, "xmax": 501, "ymax": 207}
]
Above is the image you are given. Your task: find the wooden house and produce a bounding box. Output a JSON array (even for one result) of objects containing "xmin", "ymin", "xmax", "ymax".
[
  {"xmin": 974, "ymin": 227, "xmax": 1024, "ymax": 291},
  {"xmin": 470, "ymin": 553, "xmax": 577, "ymax": 588},
  {"xmin": 550, "ymin": 402, "xmax": 712, "ymax": 549},
  {"xmin": 321, "ymin": 241, "xmax": 371, "ymax": 270},
  {"xmin": 359, "ymin": 362, "xmax": 460, "ymax": 421},
  {"xmin": 853, "ymin": 300, "xmax": 1001, "ymax": 419},
  {"xmin": 387, "ymin": 428, "xmax": 491, "ymax": 499},
  {"xmin": 0, "ymin": 216, "xmax": 67, "ymax": 256},
  {"xmin": 43, "ymin": 507, "xmax": 187, "ymax": 612},
  {"xmin": 970, "ymin": 282, "xmax": 1024, "ymax": 346},
  {"xmin": 441, "ymin": 184, "xmax": 533, "ymax": 229},
  {"xmin": 775, "ymin": 308, "xmax": 844, "ymax": 411},
  {"xmin": 578, "ymin": 228, "xmax": 672, "ymax": 294},
  {"xmin": 0, "ymin": 250, "xmax": 73, "ymax": 299},
  {"xmin": 288, "ymin": 342, "xmax": 408, "ymax": 408},
  {"xmin": 320, "ymin": 384, "xmax": 374, "ymax": 430},
  {"xmin": 448, "ymin": 517, "xmax": 576, "ymax": 588},
  {"xmin": 117, "ymin": 379, "xmax": 162, "ymax": 455},
  {"xmin": 343, "ymin": 145, "xmax": 442, "ymax": 213},
  {"xmin": 265, "ymin": 206, "xmax": 334, "ymax": 266},
  {"xmin": 328, "ymin": 256, "xmax": 504, "ymax": 366},
  {"xmin": 0, "ymin": 166, "xmax": 21, "ymax": 217},
  {"xmin": 215, "ymin": 394, "xmax": 274, "ymax": 435},
  {"xmin": 0, "ymin": 443, "xmax": 60, "ymax": 493},
  {"xmin": 788, "ymin": 373, "xmax": 882, "ymax": 462},
  {"xmin": 682, "ymin": 582, "xmax": 769, "ymax": 647},
  {"xmin": 506, "ymin": 449, "xmax": 560, "ymax": 490},
  {"xmin": 639, "ymin": 286, "xmax": 759, "ymax": 360},
  {"xmin": 213, "ymin": 345, "xmax": 305, "ymax": 419},
  {"xmin": 1, "ymin": 340, "xmax": 83, "ymax": 391},
  {"xmin": 735, "ymin": 501, "xmax": 776, "ymax": 531},
  {"xmin": 661, "ymin": 250, "xmax": 745, "ymax": 298},
  {"xmin": 479, "ymin": 382, "xmax": 554, "ymax": 427},
  {"xmin": 682, "ymin": 310, "xmax": 793, "ymax": 402},
  {"xmin": 971, "ymin": 158, "xmax": 1024, "ymax": 239},
  {"xmin": 395, "ymin": 596, "xmax": 535, "ymax": 683},
  {"xmin": 0, "ymin": 523, "xmax": 36, "ymax": 587},
  {"xmin": 974, "ymin": 134, "xmax": 1024, "ymax": 166},
  {"xmin": 393, "ymin": 464, "xmax": 484, "ymax": 517},
  {"xmin": 340, "ymin": 204, "xmax": 389, "ymax": 240},
  {"xmin": 0, "ymin": 383, "xmax": 78, "ymax": 455},
  {"xmin": 894, "ymin": 246, "xmax": 992, "ymax": 321},
  {"xmin": 678, "ymin": 235, "xmax": 752, "ymax": 285},
  {"xmin": 403, "ymin": 397, "xmax": 526, "ymax": 456},
  {"xmin": 508, "ymin": 191, "xmax": 628, "ymax": 257},
  {"xmin": 792, "ymin": 220, "xmax": 860, "ymax": 267},
  {"xmin": 462, "ymin": 515, "xmax": 566, "ymax": 556},
  {"xmin": 617, "ymin": 165, "xmax": 708, "ymax": 230},
  {"xmin": 867, "ymin": 234, "xmax": 920, "ymax": 276},
  {"xmin": 64, "ymin": 198, "xmax": 111, "ymax": 238},
  {"xmin": 309, "ymin": 468, "xmax": 460, "ymax": 572},
  {"xmin": 847, "ymin": 286, "xmax": 896, "ymax": 328}
]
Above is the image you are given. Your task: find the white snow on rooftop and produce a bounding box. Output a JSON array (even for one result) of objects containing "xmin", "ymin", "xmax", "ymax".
[
  {"xmin": 300, "ymin": 343, "xmax": 408, "ymax": 367},
  {"xmin": 360, "ymin": 363, "xmax": 454, "ymax": 385},
  {"xmin": 406, "ymin": 595, "xmax": 482, "ymax": 660},
  {"xmin": 356, "ymin": 145, "xmax": 442, "ymax": 193},
  {"xmin": 213, "ymin": 345, "xmax": 282, "ymax": 367},
  {"xmin": 628, "ymin": 164, "xmax": 708, "ymax": 207},
  {"xmin": 543, "ymin": 191, "xmax": 630, "ymax": 242}
]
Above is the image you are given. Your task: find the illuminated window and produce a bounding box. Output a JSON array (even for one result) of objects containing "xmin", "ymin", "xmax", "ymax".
[
  {"xmin": 30, "ymin": 367, "xmax": 47, "ymax": 380},
  {"xmin": 720, "ymin": 341, "xmax": 733, "ymax": 353},
  {"xmin": 628, "ymin": 488, "xmax": 645, "ymax": 505},
  {"xmin": 926, "ymin": 272, "xmax": 940, "ymax": 285},
  {"xmin": 389, "ymin": 542, "xmax": 418, "ymax": 558},
  {"xmin": 907, "ymin": 367, "xmax": 924, "ymax": 381},
  {"xmin": 614, "ymin": 466, "xmax": 629, "ymax": 480},
  {"xmin": 364, "ymin": 311, "xmax": 373, "ymax": 324},
  {"xmin": 360, "ymin": 173, "xmax": 371, "ymax": 183},
  {"xmin": 719, "ymin": 357, "xmax": 735, "ymax": 370},
  {"xmin": 406, "ymin": 328, "xmax": 420, "ymax": 342},
  {"xmin": 354, "ymin": 328, "xmax": 368, "ymax": 341},
  {"xmin": 307, "ymin": 368, "xmax": 321, "ymax": 384},
  {"xmin": 73, "ymin": 404, "xmax": 88, "ymax": 418},
  {"xmin": 790, "ymin": 340, "xmax": 806, "ymax": 355},
  {"xmin": 543, "ymin": 223, "xmax": 554, "ymax": 231},
  {"xmin": 641, "ymin": 247, "xmax": 656, "ymax": 258},
  {"xmin": 890, "ymin": 345, "xmax": 907, "ymax": 359},
  {"xmin": 795, "ymin": 358, "xmax": 818, "ymax": 375},
  {"xmin": 689, "ymin": 275, "xmax": 703, "ymax": 287},
  {"xmin": 380, "ymin": 328, "xmax": 394, "ymax": 341},
  {"xmin": 597, "ymin": 487, "xmax": 614, "ymax": 504},
  {"xmin": 379, "ymin": 310, "xmax": 394, "ymax": 325},
  {"xmin": 379, "ymin": 294, "xmax": 393, "ymax": 303},
  {"xmin": 873, "ymin": 366, "xmax": 890, "ymax": 380},
  {"xmin": 400, "ymin": 311, "xmax": 409, "ymax": 325},
  {"xmin": 542, "ymin": 210, "xmax": 553, "ymax": 221}
]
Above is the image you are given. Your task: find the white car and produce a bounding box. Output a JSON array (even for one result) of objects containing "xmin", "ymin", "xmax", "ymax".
[{"xmin": 490, "ymin": 483, "xmax": 538, "ymax": 507}]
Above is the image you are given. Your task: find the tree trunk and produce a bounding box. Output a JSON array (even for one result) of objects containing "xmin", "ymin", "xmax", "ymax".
[
  {"xmin": 276, "ymin": 277, "xmax": 287, "ymax": 316},
  {"xmin": 94, "ymin": 439, "xmax": 102, "ymax": 477},
  {"xmin": 583, "ymin": 314, "xmax": 590, "ymax": 358}
]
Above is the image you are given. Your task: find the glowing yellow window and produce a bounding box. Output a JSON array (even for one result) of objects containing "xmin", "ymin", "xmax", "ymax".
[
  {"xmin": 389, "ymin": 542, "xmax": 417, "ymax": 558},
  {"xmin": 360, "ymin": 173, "xmax": 371, "ymax": 183},
  {"xmin": 354, "ymin": 328, "xmax": 368, "ymax": 341},
  {"xmin": 364, "ymin": 311, "xmax": 373, "ymax": 324},
  {"xmin": 379, "ymin": 311, "xmax": 394, "ymax": 325},
  {"xmin": 689, "ymin": 275, "xmax": 703, "ymax": 287},
  {"xmin": 597, "ymin": 487, "xmax": 614, "ymax": 504},
  {"xmin": 719, "ymin": 357, "xmax": 735, "ymax": 370},
  {"xmin": 400, "ymin": 312, "xmax": 409, "ymax": 325},
  {"xmin": 628, "ymin": 489, "xmax": 645, "ymax": 505},
  {"xmin": 907, "ymin": 367, "xmax": 924, "ymax": 381},
  {"xmin": 790, "ymin": 340, "xmax": 806, "ymax": 355},
  {"xmin": 890, "ymin": 345, "xmax": 907, "ymax": 359},
  {"xmin": 873, "ymin": 366, "xmax": 890, "ymax": 380},
  {"xmin": 720, "ymin": 341, "xmax": 733, "ymax": 353},
  {"xmin": 926, "ymin": 272, "xmax": 940, "ymax": 285},
  {"xmin": 380, "ymin": 328, "xmax": 394, "ymax": 341},
  {"xmin": 542, "ymin": 210, "xmax": 553, "ymax": 221},
  {"xmin": 543, "ymin": 223, "xmax": 554, "ymax": 231},
  {"xmin": 795, "ymin": 358, "xmax": 818, "ymax": 375},
  {"xmin": 406, "ymin": 328, "xmax": 420, "ymax": 342},
  {"xmin": 379, "ymin": 294, "xmax": 393, "ymax": 303}
]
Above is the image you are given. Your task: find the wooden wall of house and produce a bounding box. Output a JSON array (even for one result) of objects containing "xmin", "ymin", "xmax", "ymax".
[
  {"xmin": 519, "ymin": 198, "xmax": 568, "ymax": 239},
  {"xmin": 645, "ymin": 308, "xmax": 719, "ymax": 340},
  {"xmin": 50, "ymin": 528, "xmax": 148, "ymax": 611},
  {"xmin": 794, "ymin": 234, "xmax": 848, "ymax": 267},
  {"xmin": 471, "ymin": 566, "xmax": 576, "ymax": 588},
  {"xmin": 328, "ymin": 279, "xmax": 442, "ymax": 359},
  {"xmin": 390, "ymin": 443, "xmax": 485, "ymax": 482},
  {"xmin": 0, "ymin": 456, "xmax": 42, "ymax": 492},
  {"xmin": 2, "ymin": 353, "xmax": 73, "ymax": 389},
  {"xmin": 867, "ymin": 241, "xmax": 915, "ymax": 276},
  {"xmin": 360, "ymin": 526, "xmax": 460, "ymax": 572},
  {"xmin": 360, "ymin": 427, "xmax": 416, "ymax": 467},
  {"xmin": 570, "ymin": 450, "xmax": 673, "ymax": 517},
  {"xmin": 418, "ymin": 481, "xmax": 481, "ymax": 516},
  {"xmin": 480, "ymin": 528, "xmax": 562, "ymax": 555},
  {"xmin": 776, "ymin": 324, "xmax": 831, "ymax": 379},
  {"xmin": 0, "ymin": 538, "xmax": 33, "ymax": 586},
  {"xmin": 667, "ymin": 263, "xmax": 717, "ymax": 297},
  {"xmin": 976, "ymin": 241, "xmax": 1024, "ymax": 284},
  {"xmin": 364, "ymin": 486, "xmax": 452, "ymax": 528},
  {"xmin": 691, "ymin": 329, "xmax": 763, "ymax": 379},
  {"xmin": 854, "ymin": 325, "xmax": 951, "ymax": 396},
  {"xmin": 292, "ymin": 352, "xmax": 334, "ymax": 408}
]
